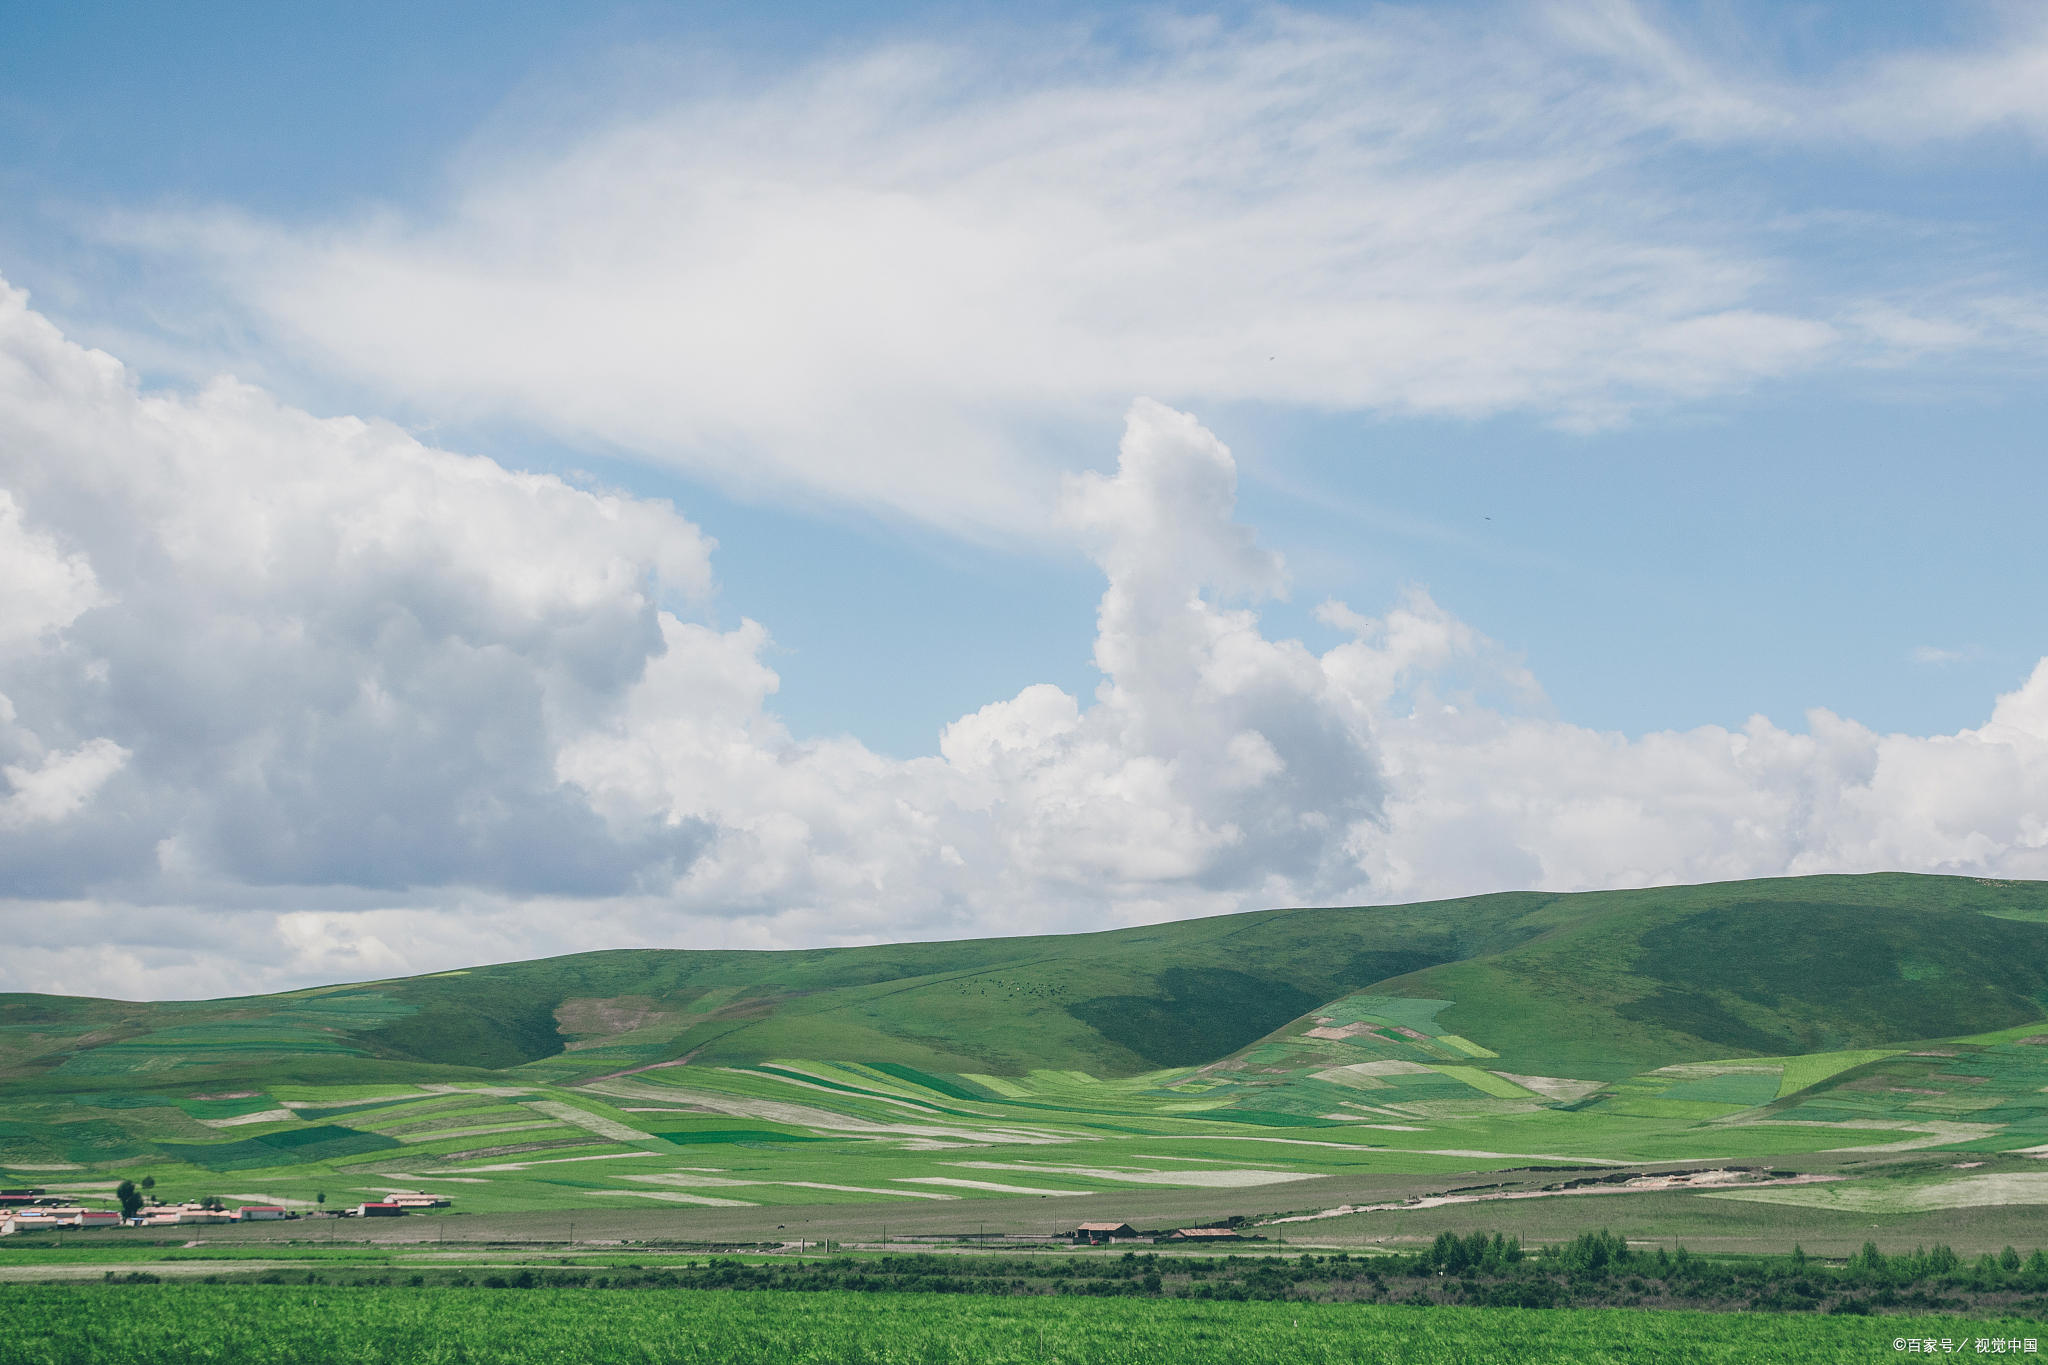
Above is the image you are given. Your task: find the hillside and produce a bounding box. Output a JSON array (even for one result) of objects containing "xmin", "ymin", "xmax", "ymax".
[
  {"xmin": 5, "ymin": 873, "xmax": 2044, "ymax": 1095},
  {"xmin": 5, "ymin": 873, "xmax": 2048, "ymax": 1222}
]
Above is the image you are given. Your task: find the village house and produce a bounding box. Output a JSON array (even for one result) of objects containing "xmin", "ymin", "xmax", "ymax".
[
  {"xmin": 173, "ymin": 1209, "xmax": 233, "ymax": 1225},
  {"xmin": 353, "ymin": 1201, "xmax": 407, "ymax": 1218},
  {"xmin": 136, "ymin": 1202, "xmax": 233, "ymax": 1226},
  {"xmin": 1070, "ymin": 1221, "xmax": 1137, "ymax": 1244},
  {"xmin": 383, "ymin": 1192, "xmax": 451, "ymax": 1209},
  {"xmin": 234, "ymin": 1205, "xmax": 293, "ymax": 1221}
]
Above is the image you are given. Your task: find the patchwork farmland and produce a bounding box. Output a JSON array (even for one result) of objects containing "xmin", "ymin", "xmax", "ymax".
[{"xmin": 3, "ymin": 873, "xmax": 2046, "ymax": 1250}]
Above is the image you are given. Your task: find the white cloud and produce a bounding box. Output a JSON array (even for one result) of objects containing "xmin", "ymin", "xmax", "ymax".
[
  {"xmin": 0, "ymin": 738, "xmax": 128, "ymax": 831},
  {"xmin": 4, "ymin": 288, "xmax": 2048, "ymax": 999},
  {"xmin": 105, "ymin": 6, "xmax": 2009, "ymax": 535},
  {"xmin": 0, "ymin": 278, "xmax": 715, "ymax": 903},
  {"xmin": 1553, "ymin": 2, "xmax": 2048, "ymax": 148},
  {"xmin": 0, "ymin": 489, "xmax": 103, "ymax": 649},
  {"xmin": 1827, "ymin": 13, "xmax": 2048, "ymax": 146},
  {"xmin": 557, "ymin": 395, "xmax": 1385, "ymax": 917}
]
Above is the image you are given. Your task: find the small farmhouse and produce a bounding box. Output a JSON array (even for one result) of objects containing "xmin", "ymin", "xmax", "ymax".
[
  {"xmin": 383, "ymin": 1192, "xmax": 451, "ymax": 1209},
  {"xmin": 137, "ymin": 1202, "xmax": 233, "ymax": 1226},
  {"xmin": 1071, "ymin": 1221, "xmax": 1137, "ymax": 1243}
]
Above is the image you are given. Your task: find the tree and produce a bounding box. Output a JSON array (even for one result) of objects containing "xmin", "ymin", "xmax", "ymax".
[
  {"xmin": 139, "ymin": 1176, "xmax": 155, "ymax": 1191},
  {"xmin": 115, "ymin": 1181, "xmax": 143, "ymax": 1219}
]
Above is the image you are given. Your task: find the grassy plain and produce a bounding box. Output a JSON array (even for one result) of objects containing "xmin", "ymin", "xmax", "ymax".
[{"xmin": 3, "ymin": 1283, "xmax": 2043, "ymax": 1365}]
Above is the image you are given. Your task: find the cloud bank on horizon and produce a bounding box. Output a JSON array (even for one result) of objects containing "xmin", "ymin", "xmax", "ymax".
[{"xmin": 5, "ymin": 281, "xmax": 2048, "ymax": 998}]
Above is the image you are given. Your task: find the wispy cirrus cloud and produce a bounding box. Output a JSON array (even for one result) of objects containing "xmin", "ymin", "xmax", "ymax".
[
  {"xmin": 87, "ymin": 4, "xmax": 2048, "ymax": 538},
  {"xmin": 1551, "ymin": 0, "xmax": 2048, "ymax": 147}
]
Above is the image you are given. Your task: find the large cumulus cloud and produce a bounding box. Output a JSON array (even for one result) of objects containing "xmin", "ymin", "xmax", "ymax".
[
  {"xmin": 4, "ymin": 284, "xmax": 2048, "ymax": 998},
  {"xmin": 557, "ymin": 398, "xmax": 1386, "ymax": 923},
  {"xmin": 0, "ymin": 281, "xmax": 712, "ymax": 908}
]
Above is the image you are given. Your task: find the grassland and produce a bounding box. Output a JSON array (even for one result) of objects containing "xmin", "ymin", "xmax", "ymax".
[
  {"xmin": 10, "ymin": 872, "xmax": 2045, "ymax": 1085},
  {"xmin": 2, "ymin": 873, "xmax": 2044, "ymax": 1247},
  {"xmin": 2, "ymin": 1281, "xmax": 2042, "ymax": 1365},
  {"xmin": 9, "ymin": 1024, "xmax": 2046, "ymax": 1240}
]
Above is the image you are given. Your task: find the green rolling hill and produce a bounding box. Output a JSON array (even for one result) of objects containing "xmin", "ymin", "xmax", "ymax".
[
  {"xmin": 3, "ymin": 872, "xmax": 2046, "ymax": 1221},
  {"xmin": 5, "ymin": 872, "xmax": 2045, "ymax": 1093}
]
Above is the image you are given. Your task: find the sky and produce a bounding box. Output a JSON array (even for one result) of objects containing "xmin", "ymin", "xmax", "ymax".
[{"xmin": 2, "ymin": 1, "xmax": 2047, "ymax": 999}]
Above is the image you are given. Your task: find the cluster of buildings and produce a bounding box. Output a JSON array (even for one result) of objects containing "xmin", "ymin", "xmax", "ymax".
[
  {"xmin": 0, "ymin": 1194, "xmax": 292, "ymax": 1235},
  {"xmin": 1, "ymin": 1188, "xmax": 120, "ymax": 1235},
  {"xmin": 132, "ymin": 1202, "xmax": 289, "ymax": 1227},
  {"xmin": 0, "ymin": 1186, "xmax": 452, "ymax": 1236},
  {"xmin": 1070, "ymin": 1220, "xmax": 1246, "ymax": 1245}
]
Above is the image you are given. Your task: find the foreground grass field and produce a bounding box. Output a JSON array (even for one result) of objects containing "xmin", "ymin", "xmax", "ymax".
[{"xmin": 4, "ymin": 1283, "xmax": 2042, "ymax": 1365}]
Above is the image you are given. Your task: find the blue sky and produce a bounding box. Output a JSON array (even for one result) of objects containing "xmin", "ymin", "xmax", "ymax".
[{"xmin": 3, "ymin": 2, "xmax": 2047, "ymax": 994}]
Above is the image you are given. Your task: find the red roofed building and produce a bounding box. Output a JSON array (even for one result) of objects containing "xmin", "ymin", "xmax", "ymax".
[{"xmin": 1071, "ymin": 1221, "xmax": 1137, "ymax": 1243}]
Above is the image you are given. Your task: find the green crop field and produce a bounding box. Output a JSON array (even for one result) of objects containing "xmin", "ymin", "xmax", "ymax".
[
  {"xmin": 1, "ymin": 1283, "xmax": 2042, "ymax": 1365},
  {"xmin": 3, "ymin": 873, "xmax": 2046, "ymax": 1252}
]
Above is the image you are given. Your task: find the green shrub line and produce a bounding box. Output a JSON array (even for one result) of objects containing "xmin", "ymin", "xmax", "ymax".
[{"xmin": 13, "ymin": 1231, "xmax": 2048, "ymax": 1318}]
